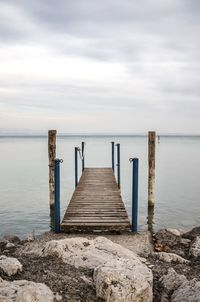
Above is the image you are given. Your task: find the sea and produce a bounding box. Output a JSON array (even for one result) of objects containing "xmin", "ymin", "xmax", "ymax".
[{"xmin": 0, "ymin": 135, "xmax": 200, "ymax": 238}]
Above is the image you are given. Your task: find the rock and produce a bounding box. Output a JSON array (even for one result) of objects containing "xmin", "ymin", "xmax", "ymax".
[
  {"xmin": 94, "ymin": 257, "xmax": 153, "ymax": 302},
  {"xmin": 171, "ymin": 279, "xmax": 200, "ymax": 302},
  {"xmin": 0, "ymin": 278, "xmax": 54, "ymax": 302},
  {"xmin": 6, "ymin": 242, "xmax": 15, "ymax": 248},
  {"xmin": 180, "ymin": 238, "xmax": 191, "ymax": 247},
  {"xmin": 189, "ymin": 236, "xmax": 200, "ymax": 258},
  {"xmin": 0, "ymin": 255, "xmax": 22, "ymax": 276},
  {"xmin": 0, "ymin": 239, "xmax": 8, "ymax": 252},
  {"xmin": 160, "ymin": 268, "xmax": 187, "ymax": 292},
  {"xmin": 0, "ymin": 239, "xmax": 8, "ymax": 244},
  {"xmin": 154, "ymin": 229, "xmax": 181, "ymax": 248},
  {"xmin": 154, "ymin": 252, "xmax": 189, "ymax": 264},
  {"xmin": 43, "ymin": 236, "xmax": 144, "ymax": 269},
  {"xmin": 27, "ymin": 235, "xmax": 35, "ymax": 242},
  {"xmin": 55, "ymin": 292, "xmax": 63, "ymax": 301},
  {"xmin": 166, "ymin": 229, "xmax": 181, "ymax": 237},
  {"xmin": 43, "ymin": 237, "xmax": 153, "ymax": 301},
  {"xmin": 160, "ymin": 294, "xmax": 169, "ymax": 302},
  {"xmin": 182, "ymin": 227, "xmax": 200, "ymax": 240},
  {"xmin": 3, "ymin": 234, "xmax": 21, "ymax": 244}
]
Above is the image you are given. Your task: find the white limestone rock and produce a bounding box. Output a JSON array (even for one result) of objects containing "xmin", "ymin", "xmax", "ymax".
[
  {"xmin": 160, "ymin": 268, "xmax": 187, "ymax": 292},
  {"xmin": 43, "ymin": 237, "xmax": 153, "ymax": 301},
  {"xmin": 166, "ymin": 229, "xmax": 181, "ymax": 237},
  {"xmin": 0, "ymin": 278, "xmax": 54, "ymax": 302},
  {"xmin": 180, "ymin": 238, "xmax": 191, "ymax": 247},
  {"xmin": 6, "ymin": 242, "xmax": 15, "ymax": 248},
  {"xmin": 189, "ymin": 236, "xmax": 200, "ymax": 258},
  {"xmin": 0, "ymin": 256, "xmax": 22, "ymax": 276},
  {"xmin": 94, "ymin": 257, "xmax": 153, "ymax": 302},
  {"xmin": 43, "ymin": 236, "xmax": 143, "ymax": 269},
  {"xmin": 171, "ymin": 279, "xmax": 200, "ymax": 302},
  {"xmin": 154, "ymin": 252, "xmax": 189, "ymax": 264}
]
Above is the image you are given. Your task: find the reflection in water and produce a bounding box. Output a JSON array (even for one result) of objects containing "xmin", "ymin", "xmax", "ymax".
[
  {"xmin": 50, "ymin": 208, "xmax": 55, "ymax": 231},
  {"xmin": 147, "ymin": 206, "xmax": 154, "ymax": 233}
]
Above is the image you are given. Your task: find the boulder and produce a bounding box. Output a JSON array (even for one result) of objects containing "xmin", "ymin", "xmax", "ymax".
[
  {"xmin": 94, "ymin": 257, "xmax": 153, "ymax": 302},
  {"xmin": 160, "ymin": 268, "xmax": 187, "ymax": 292},
  {"xmin": 154, "ymin": 252, "xmax": 189, "ymax": 264},
  {"xmin": 43, "ymin": 237, "xmax": 153, "ymax": 301},
  {"xmin": 182, "ymin": 226, "xmax": 200, "ymax": 240},
  {"xmin": 43, "ymin": 236, "xmax": 143, "ymax": 269},
  {"xmin": 6, "ymin": 242, "xmax": 15, "ymax": 248},
  {"xmin": 154, "ymin": 229, "xmax": 181, "ymax": 248},
  {"xmin": 171, "ymin": 279, "xmax": 200, "ymax": 302},
  {"xmin": 0, "ymin": 278, "xmax": 54, "ymax": 302},
  {"xmin": 0, "ymin": 256, "xmax": 22, "ymax": 276},
  {"xmin": 166, "ymin": 229, "xmax": 181, "ymax": 237},
  {"xmin": 189, "ymin": 236, "xmax": 200, "ymax": 258},
  {"xmin": 3, "ymin": 234, "xmax": 21, "ymax": 244}
]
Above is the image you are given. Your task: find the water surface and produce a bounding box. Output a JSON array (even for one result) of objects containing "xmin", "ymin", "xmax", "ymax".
[{"xmin": 0, "ymin": 135, "xmax": 200, "ymax": 237}]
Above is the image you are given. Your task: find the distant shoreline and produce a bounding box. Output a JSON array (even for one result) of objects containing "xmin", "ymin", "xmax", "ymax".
[{"xmin": 1, "ymin": 134, "xmax": 200, "ymax": 138}]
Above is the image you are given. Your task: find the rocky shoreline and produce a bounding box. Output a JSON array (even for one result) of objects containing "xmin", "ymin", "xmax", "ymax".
[{"xmin": 1, "ymin": 227, "xmax": 200, "ymax": 301}]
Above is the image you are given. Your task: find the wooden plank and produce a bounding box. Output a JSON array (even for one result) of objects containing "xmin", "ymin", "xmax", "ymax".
[{"xmin": 61, "ymin": 167, "xmax": 130, "ymax": 232}]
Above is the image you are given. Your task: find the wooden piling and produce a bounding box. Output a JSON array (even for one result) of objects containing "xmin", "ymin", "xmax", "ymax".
[
  {"xmin": 48, "ymin": 130, "xmax": 57, "ymax": 209},
  {"xmin": 148, "ymin": 131, "xmax": 156, "ymax": 207}
]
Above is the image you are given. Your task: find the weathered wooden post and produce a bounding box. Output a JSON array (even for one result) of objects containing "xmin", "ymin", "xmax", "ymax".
[
  {"xmin": 48, "ymin": 130, "xmax": 57, "ymax": 209},
  {"xmin": 148, "ymin": 131, "xmax": 156, "ymax": 207}
]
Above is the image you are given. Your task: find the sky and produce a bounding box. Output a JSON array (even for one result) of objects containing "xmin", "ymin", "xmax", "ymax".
[{"xmin": 0, "ymin": 0, "xmax": 200, "ymax": 134}]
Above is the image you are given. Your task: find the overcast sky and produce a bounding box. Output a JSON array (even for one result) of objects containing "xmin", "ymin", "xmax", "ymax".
[{"xmin": 0, "ymin": 0, "xmax": 200, "ymax": 134}]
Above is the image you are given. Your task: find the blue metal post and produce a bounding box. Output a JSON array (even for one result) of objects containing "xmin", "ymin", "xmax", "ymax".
[
  {"xmin": 75, "ymin": 147, "xmax": 78, "ymax": 187},
  {"xmin": 111, "ymin": 142, "xmax": 115, "ymax": 172},
  {"xmin": 116, "ymin": 143, "xmax": 120, "ymax": 188},
  {"xmin": 54, "ymin": 158, "xmax": 62, "ymax": 234},
  {"xmin": 81, "ymin": 142, "xmax": 85, "ymax": 172},
  {"xmin": 131, "ymin": 158, "xmax": 139, "ymax": 232}
]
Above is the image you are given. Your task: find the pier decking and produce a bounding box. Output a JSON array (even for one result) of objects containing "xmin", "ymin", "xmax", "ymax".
[{"xmin": 61, "ymin": 168, "xmax": 131, "ymax": 232}]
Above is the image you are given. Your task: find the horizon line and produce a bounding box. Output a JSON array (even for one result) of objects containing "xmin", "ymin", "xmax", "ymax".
[{"xmin": 1, "ymin": 132, "xmax": 200, "ymax": 137}]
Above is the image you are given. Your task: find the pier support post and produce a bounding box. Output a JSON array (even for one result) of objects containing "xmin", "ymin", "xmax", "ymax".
[
  {"xmin": 54, "ymin": 158, "xmax": 62, "ymax": 233},
  {"xmin": 75, "ymin": 147, "xmax": 78, "ymax": 187},
  {"xmin": 116, "ymin": 143, "xmax": 120, "ymax": 188},
  {"xmin": 111, "ymin": 142, "xmax": 115, "ymax": 172},
  {"xmin": 148, "ymin": 131, "xmax": 156, "ymax": 207},
  {"xmin": 48, "ymin": 130, "xmax": 57, "ymax": 209},
  {"xmin": 130, "ymin": 158, "xmax": 139, "ymax": 232},
  {"xmin": 81, "ymin": 142, "xmax": 85, "ymax": 172}
]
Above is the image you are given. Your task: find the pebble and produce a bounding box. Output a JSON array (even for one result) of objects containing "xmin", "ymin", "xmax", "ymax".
[
  {"xmin": 55, "ymin": 293, "xmax": 63, "ymax": 301},
  {"xmin": 6, "ymin": 242, "xmax": 15, "ymax": 248}
]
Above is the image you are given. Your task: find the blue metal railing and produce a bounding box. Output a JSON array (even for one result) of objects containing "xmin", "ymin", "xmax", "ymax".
[
  {"xmin": 130, "ymin": 158, "xmax": 139, "ymax": 232},
  {"xmin": 74, "ymin": 142, "xmax": 85, "ymax": 188},
  {"xmin": 74, "ymin": 147, "xmax": 79, "ymax": 187},
  {"xmin": 54, "ymin": 158, "xmax": 63, "ymax": 233},
  {"xmin": 116, "ymin": 143, "xmax": 120, "ymax": 188},
  {"xmin": 81, "ymin": 141, "xmax": 85, "ymax": 172},
  {"xmin": 111, "ymin": 142, "xmax": 115, "ymax": 172}
]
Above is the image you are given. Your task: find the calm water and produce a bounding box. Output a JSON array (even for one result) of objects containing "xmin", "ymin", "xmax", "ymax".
[{"xmin": 0, "ymin": 135, "xmax": 200, "ymax": 238}]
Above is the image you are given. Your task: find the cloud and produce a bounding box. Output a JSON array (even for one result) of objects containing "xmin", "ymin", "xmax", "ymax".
[{"xmin": 0, "ymin": 0, "xmax": 200, "ymax": 133}]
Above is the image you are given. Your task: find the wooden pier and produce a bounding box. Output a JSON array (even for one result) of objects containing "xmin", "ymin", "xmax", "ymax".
[{"xmin": 61, "ymin": 168, "xmax": 131, "ymax": 232}]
